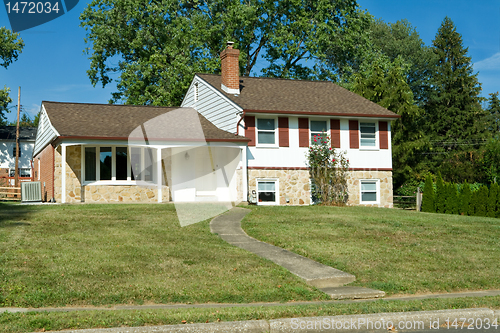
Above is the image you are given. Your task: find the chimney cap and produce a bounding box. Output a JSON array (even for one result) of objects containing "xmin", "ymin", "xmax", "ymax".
[{"xmin": 226, "ymin": 41, "xmax": 235, "ymax": 49}]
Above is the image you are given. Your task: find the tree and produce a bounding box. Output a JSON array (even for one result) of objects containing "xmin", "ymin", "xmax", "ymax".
[
  {"xmin": 486, "ymin": 92, "xmax": 500, "ymax": 133},
  {"xmin": 424, "ymin": 17, "xmax": 487, "ymax": 179},
  {"xmin": 349, "ymin": 54, "xmax": 425, "ymax": 187},
  {"xmin": 368, "ymin": 19, "xmax": 436, "ymax": 106},
  {"xmin": 475, "ymin": 186, "xmax": 489, "ymax": 217},
  {"xmin": 80, "ymin": 0, "xmax": 369, "ymax": 106},
  {"xmin": 8, "ymin": 113, "xmax": 39, "ymax": 127},
  {"xmin": 421, "ymin": 174, "xmax": 435, "ymax": 212},
  {"xmin": 435, "ymin": 172, "xmax": 446, "ymax": 213},
  {"xmin": 487, "ymin": 183, "xmax": 499, "ymax": 218},
  {"xmin": 459, "ymin": 181, "xmax": 471, "ymax": 215},
  {"xmin": 0, "ymin": 27, "xmax": 24, "ymax": 122}
]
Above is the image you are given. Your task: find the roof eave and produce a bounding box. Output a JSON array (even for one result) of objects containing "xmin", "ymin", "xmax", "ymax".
[{"xmin": 243, "ymin": 109, "xmax": 401, "ymax": 119}]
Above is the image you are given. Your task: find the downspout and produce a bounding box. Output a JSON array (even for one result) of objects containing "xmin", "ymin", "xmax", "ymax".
[
  {"xmin": 235, "ymin": 111, "xmax": 245, "ymax": 136},
  {"xmin": 52, "ymin": 144, "xmax": 55, "ymax": 202}
]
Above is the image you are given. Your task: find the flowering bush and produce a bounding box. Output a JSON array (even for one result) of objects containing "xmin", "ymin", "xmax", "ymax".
[{"xmin": 306, "ymin": 132, "xmax": 350, "ymax": 205}]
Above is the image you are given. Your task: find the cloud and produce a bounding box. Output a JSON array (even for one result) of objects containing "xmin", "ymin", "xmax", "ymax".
[{"xmin": 474, "ymin": 52, "xmax": 500, "ymax": 71}]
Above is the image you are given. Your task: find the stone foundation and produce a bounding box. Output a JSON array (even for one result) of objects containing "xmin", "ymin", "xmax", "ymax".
[
  {"xmin": 83, "ymin": 185, "xmax": 169, "ymax": 203},
  {"xmin": 347, "ymin": 170, "xmax": 393, "ymax": 208},
  {"xmin": 248, "ymin": 169, "xmax": 310, "ymax": 205}
]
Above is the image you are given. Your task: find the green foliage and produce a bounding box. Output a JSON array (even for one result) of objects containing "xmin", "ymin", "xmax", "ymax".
[
  {"xmin": 7, "ymin": 112, "xmax": 39, "ymax": 127},
  {"xmin": 487, "ymin": 183, "xmax": 499, "ymax": 218},
  {"xmin": 80, "ymin": 0, "xmax": 369, "ymax": 105},
  {"xmin": 306, "ymin": 133, "xmax": 349, "ymax": 205},
  {"xmin": 459, "ymin": 181, "xmax": 471, "ymax": 215},
  {"xmin": 435, "ymin": 172, "xmax": 446, "ymax": 214},
  {"xmin": 444, "ymin": 183, "xmax": 458, "ymax": 215},
  {"xmin": 475, "ymin": 186, "xmax": 489, "ymax": 217},
  {"xmin": 421, "ymin": 174, "xmax": 435, "ymax": 212},
  {"xmin": 486, "ymin": 92, "xmax": 500, "ymax": 133},
  {"xmin": 0, "ymin": 27, "xmax": 24, "ymax": 122},
  {"xmin": 424, "ymin": 17, "xmax": 487, "ymax": 179},
  {"xmin": 481, "ymin": 137, "xmax": 500, "ymax": 184}
]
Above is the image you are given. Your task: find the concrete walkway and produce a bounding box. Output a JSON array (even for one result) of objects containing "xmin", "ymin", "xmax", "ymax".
[{"xmin": 210, "ymin": 207, "xmax": 384, "ymax": 299}]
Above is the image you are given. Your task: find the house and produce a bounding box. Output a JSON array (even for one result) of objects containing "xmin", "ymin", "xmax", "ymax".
[
  {"xmin": 180, "ymin": 43, "xmax": 399, "ymax": 207},
  {"xmin": 33, "ymin": 43, "xmax": 399, "ymax": 207},
  {"xmin": 0, "ymin": 126, "xmax": 37, "ymax": 186}
]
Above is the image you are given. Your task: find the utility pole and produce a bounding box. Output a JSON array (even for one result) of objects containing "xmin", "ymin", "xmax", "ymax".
[{"xmin": 14, "ymin": 86, "xmax": 20, "ymax": 188}]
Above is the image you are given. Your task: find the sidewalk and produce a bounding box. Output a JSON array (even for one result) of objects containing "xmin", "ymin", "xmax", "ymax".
[{"xmin": 38, "ymin": 308, "xmax": 500, "ymax": 333}]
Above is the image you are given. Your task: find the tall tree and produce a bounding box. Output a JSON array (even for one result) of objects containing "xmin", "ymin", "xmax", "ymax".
[
  {"xmin": 486, "ymin": 92, "xmax": 500, "ymax": 133},
  {"xmin": 349, "ymin": 54, "xmax": 425, "ymax": 187},
  {"xmin": 0, "ymin": 27, "xmax": 24, "ymax": 122},
  {"xmin": 368, "ymin": 19, "xmax": 436, "ymax": 106},
  {"xmin": 424, "ymin": 17, "xmax": 487, "ymax": 178},
  {"xmin": 80, "ymin": 0, "xmax": 369, "ymax": 106}
]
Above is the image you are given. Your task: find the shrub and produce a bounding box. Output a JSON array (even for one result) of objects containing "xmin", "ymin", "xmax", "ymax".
[
  {"xmin": 447, "ymin": 183, "xmax": 459, "ymax": 214},
  {"xmin": 435, "ymin": 172, "xmax": 446, "ymax": 214},
  {"xmin": 487, "ymin": 183, "xmax": 499, "ymax": 218},
  {"xmin": 306, "ymin": 132, "xmax": 349, "ymax": 205},
  {"xmin": 474, "ymin": 186, "xmax": 489, "ymax": 217},
  {"xmin": 421, "ymin": 174, "xmax": 435, "ymax": 212},
  {"xmin": 459, "ymin": 181, "xmax": 471, "ymax": 215}
]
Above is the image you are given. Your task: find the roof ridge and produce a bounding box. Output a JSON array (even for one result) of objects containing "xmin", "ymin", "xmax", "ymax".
[
  {"xmin": 195, "ymin": 73, "xmax": 336, "ymax": 85},
  {"xmin": 42, "ymin": 101, "xmax": 181, "ymax": 109}
]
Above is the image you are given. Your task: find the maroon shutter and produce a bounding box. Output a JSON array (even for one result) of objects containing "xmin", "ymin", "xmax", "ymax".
[
  {"xmin": 349, "ymin": 120, "xmax": 359, "ymax": 149},
  {"xmin": 245, "ymin": 116, "xmax": 256, "ymax": 146},
  {"xmin": 379, "ymin": 121, "xmax": 388, "ymax": 149},
  {"xmin": 278, "ymin": 117, "xmax": 289, "ymax": 147},
  {"xmin": 298, "ymin": 118, "xmax": 309, "ymax": 147},
  {"xmin": 330, "ymin": 119, "xmax": 341, "ymax": 148}
]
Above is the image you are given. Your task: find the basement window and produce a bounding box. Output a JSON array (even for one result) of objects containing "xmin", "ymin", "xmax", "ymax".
[
  {"xmin": 360, "ymin": 180, "xmax": 379, "ymax": 204},
  {"xmin": 257, "ymin": 179, "xmax": 279, "ymax": 205}
]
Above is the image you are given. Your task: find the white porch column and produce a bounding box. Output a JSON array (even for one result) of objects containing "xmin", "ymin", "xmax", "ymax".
[
  {"xmin": 61, "ymin": 144, "xmax": 66, "ymax": 203},
  {"xmin": 157, "ymin": 148, "xmax": 162, "ymax": 203},
  {"xmin": 242, "ymin": 146, "xmax": 248, "ymax": 202}
]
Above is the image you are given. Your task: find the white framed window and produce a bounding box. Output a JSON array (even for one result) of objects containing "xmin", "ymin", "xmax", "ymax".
[
  {"xmin": 83, "ymin": 146, "xmax": 156, "ymax": 185},
  {"xmin": 310, "ymin": 120, "xmax": 328, "ymax": 145},
  {"xmin": 256, "ymin": 118, "xmax": 278, "ymax": 147},
  {"xmin": 359, "ymin": 122, "xmax": 377, "ymax": 148},
  {"xmin": 9, "ymin": 168, "xmax": 31, "ymax": 177},
  {"xmin": 360, "ymin": 179, "xmax": 379, "ymax": 204},
  {"xmin": 257, "ymin": 179, "xmax": 279, "ymax": 205}
]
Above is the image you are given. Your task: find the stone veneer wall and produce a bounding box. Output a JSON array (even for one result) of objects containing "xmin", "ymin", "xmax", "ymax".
[
  {"xmin": 247, "ymin": 168, "xmax": 393, "ymax": 207},
  {"xmin": 248, "ymin": 169, "xmax": 310, "ymax": 205},
  {"xmin": 54, "ymin": 145, "xmax": 170, "ymax": 203},
  {"xmin": 347, "ymin": 170, "xmax": 393, "ymax": 208}
]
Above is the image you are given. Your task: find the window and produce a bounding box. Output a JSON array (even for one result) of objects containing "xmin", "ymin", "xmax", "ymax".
[
  {"xmin": 360, "ymin": 122, "xmax": 376, "ymax": 147},
  {"xmin": 9, "ymin": 168, "xmax": 31, "ymax": 177},
  {"xmin": 83, "ymin": 146, "xmax": 156, "ymax": 184},
  {"xmin": 257, "ymin": 179, "xmax": 278, "ymax": 205},
  {"xmin": 310, "ymin": 120, "xmax": 327, "ymax": 144},
  {"xmin": 256, "ymin": 118, "xmax": 276, "ymax": 146},
  {"xmin": 12, "ymin": 145, "xmax": 20, "ymax": 157},
  {"xmin": 360, "ymin": 180, "xmax": 378, "ymax": 203}
]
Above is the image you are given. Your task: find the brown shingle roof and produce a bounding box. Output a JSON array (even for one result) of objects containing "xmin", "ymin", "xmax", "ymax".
[
  {"xmin": 42, "ymin": 101, "xmax": 249, "ymax": 142},
  {"xmin": 197, "ymin": 74, "xmax": 399, "ymax": 118}
]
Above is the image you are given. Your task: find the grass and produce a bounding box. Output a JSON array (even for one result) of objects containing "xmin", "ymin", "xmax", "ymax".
[
  {"xmin": 0, "ymin": 203, "xmax": 326, "ymax": 308},
  {"xmin": 242, "ymin": 206, "xmax": 500, "ymax": 295},
  {"xmin": 1, "ymin": 296, "xmax": 499, "ymax": 333}
]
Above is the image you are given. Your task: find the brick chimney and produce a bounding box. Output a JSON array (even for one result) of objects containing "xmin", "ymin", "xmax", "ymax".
[{"xmin": 220, "ymin": 41, "xmax": 240, "ymax": 95}]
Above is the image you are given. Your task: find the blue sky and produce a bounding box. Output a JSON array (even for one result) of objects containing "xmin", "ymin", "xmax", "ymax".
[{"xmin": 1, "ymin": 0, "xmax": 499, "ymax": 124}]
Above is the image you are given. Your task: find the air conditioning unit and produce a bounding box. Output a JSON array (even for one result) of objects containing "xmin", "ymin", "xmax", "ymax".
[{"xmin": 21, "ymin": 181, "xmax": 42, "ymax": 203}]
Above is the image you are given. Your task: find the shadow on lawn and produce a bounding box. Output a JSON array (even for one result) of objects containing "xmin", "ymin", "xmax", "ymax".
[{"xmin": 0, "ymin": 203, "xmax": 31, "ymax": 227}]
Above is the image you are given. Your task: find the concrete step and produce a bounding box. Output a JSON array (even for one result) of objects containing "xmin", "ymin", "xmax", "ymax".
[{"xmin": 320, "ymin": 286, "xmax": 386, "ymax": 299}]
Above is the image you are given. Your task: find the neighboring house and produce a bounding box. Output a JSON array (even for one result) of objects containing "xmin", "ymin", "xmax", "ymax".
[
  {"xmin": 0, "ymin": 126, "xmax": 37, "ymax": 185},
  {"xmin": 33, "ymin": 43, "xmax": 399, "ymax": 206},
  {"xmin": 180, "ymin": 43, "xmax": 399, "ymax": 207}
]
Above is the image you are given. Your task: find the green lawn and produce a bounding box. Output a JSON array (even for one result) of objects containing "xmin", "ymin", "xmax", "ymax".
[
  {"xmin": 242, "ymin": 206, "xmax": 500, "ymax": 295},
  {"xmin": 0, "ymin": 203, "xmax": 325, "ymax": 308}
]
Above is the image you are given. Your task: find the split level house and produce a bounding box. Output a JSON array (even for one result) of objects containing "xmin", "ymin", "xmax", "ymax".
[{"xmin": 33, "ymin": 43, "xmax": 399, "ymax": 207}]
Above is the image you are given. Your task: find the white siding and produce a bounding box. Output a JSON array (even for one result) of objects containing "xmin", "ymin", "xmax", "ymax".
[
  {"xmin": 33, "ymin": 105, "xmax": 59, "ymax": 157},
  {"xmin": 0, "ymin": 141, "xmax": 34, "ymax": 169},
  {"xmin": 181, "ymin": 75, "xmax": 241, "ymax": 133}
]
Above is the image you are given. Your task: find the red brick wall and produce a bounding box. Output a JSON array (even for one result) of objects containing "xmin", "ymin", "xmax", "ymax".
[
  {"xmin": 220, "ymin": 46, "xmax": 240, "ymax": 91},
  {"xmin": 34, "ymin": 144, "xmax": 55, "ymax": 201}
]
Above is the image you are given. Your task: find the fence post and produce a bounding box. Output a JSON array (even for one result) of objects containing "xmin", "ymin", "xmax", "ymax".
[{"xmin": 416, "ymin": 187, "xmax": 422, "ymax": 212}]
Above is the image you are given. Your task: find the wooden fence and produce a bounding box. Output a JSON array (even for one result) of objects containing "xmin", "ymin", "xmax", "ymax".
[
  {"xmin": 393, "ymin": 187, "xmax": 422, "ymax": 211},
  {"xmin": 0, "ymin": 186, "xmax": 21, "ymax": 201}
]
